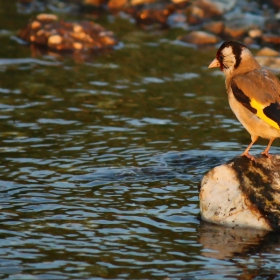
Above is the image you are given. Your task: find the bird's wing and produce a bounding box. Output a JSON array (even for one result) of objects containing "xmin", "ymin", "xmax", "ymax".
[{"xmin": 231, "ymin": 69, "xmax": 280, "ymax": 130}]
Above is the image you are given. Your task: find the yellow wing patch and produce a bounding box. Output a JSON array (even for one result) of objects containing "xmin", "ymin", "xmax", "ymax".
[{"xmin": 250, "ymin": 98, "xmax": 280, "ymax": 130}]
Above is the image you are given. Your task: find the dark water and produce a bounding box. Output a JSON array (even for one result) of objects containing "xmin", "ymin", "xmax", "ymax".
[{"xmin": 1, "ymin": 2, "xmax": 280, "ymax": 279}]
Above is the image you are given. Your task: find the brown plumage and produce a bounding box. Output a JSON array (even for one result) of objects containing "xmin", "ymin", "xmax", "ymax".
[{"xmin": 209, "ymin": 41, "xmax": 280, "ymax": 160}]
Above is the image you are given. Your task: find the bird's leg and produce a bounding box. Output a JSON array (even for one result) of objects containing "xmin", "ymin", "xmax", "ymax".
[
  {"xmin": 241, "ymin": 135, "xmax": 258, "ymax": 160},
  {"xmin": 261, "ymin": 138, "xmax": 275, "ymax": 158}
]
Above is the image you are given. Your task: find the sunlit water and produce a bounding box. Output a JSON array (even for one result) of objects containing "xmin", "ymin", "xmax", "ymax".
[{"xmin": 1, "ymin": 2, "xmax": 280, "ymax": 279}]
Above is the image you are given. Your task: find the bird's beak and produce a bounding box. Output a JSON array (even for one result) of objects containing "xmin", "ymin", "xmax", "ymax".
[{"xmin": 208, "ymin": 58, "xmax": 220, "ymax": 68}]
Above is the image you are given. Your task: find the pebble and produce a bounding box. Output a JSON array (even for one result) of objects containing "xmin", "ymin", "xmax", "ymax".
[
  {"xmin": 256, "ymin": 47, "xmax": 280, "ymax": 57},
  {"xmin": 203, "ymin": 21, "xmax": 224, "ymax": 35},
  {"xmin": 248, "ymin": 29, "xmax": 262, "ymax": 39},
  {"xmin": 179, "ymin": 30, "xmax": 219, "ymax": 45},
  {"xmin": 262, "ymin": 34, "xmax": 280, "ymax": 44}
]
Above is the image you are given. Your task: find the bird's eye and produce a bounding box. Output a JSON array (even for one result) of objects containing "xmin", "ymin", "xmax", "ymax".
[{"xmin": 219, "ymin": 54, "xmax": 223, "ymax": 61}]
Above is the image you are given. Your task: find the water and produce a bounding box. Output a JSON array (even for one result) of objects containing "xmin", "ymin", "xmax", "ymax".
[{"xmin": 1, "ymin": 2, "xmax": 280, "ymax": 279}]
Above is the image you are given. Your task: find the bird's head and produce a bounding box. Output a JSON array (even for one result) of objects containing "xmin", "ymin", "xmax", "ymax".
[{"xmin": 208, "ymin": 41, "xmax": 260, "ymax": 76}]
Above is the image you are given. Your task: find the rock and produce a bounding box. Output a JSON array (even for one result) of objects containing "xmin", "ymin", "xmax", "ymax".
[
  {"xmin": 192, "ymin": 0, "xmax": 236, "ymax": 18},
  {"xmin": 179, "ymin": 30, "xmax": 219, "ymax": 45},
  {"xmin": 262, "ymin": 34, "xmax": 280, "ymax": 44},
  {"xmin": 17, "ymin": 13, "xmax": 118, "ymax": 52},
  {"xmin": 248, "ymin": 28, "xmax": 262, "ymax": 38},
  {"xmin": 186, "ymin": 6, "xmax": 205, "ymax": 25},
  {"xmin": 186, "ymin": 0, "xmax": 235, "ymax": 25},
  {"xmin": 203, "ymin": 21, "xmax": 224, "ymax": 35},
  {"xmin": 36, "ymin": 13, "xmax": 58, "ymax": 21},
  {"xmin": 256, "ymin": 47, "xmax": 280, "ymax": 56},
  {"xmin": 224, "ymin": 25, "xmax": 246, "ymax": 38},
  {"xmin": 130, "ymin": 0, "xmax": 155, "ymax": 5},
  {"xmin": 243, "ymin": 36, "xmax": 254, "ymax": 45},
  {"xmin": 271, "ymin": 0, "xmax": 280, "ymax": 9},
  {"xmin": 255, "ymin": 56, "xmax": 280, "ymax": 72},
  {"xmin": 167, "ymin": 12, "xmax": 187, "ymax": 29},
  {"xmin": 172, "ymin": 0, "xmax": 190, "ymax": 3},
  {"xmin": 224, "ymin": 13, "xmax": 265, "ymax": 39},
  {"xmin": 199, "ymin": 155, "xmax": 280, "ymax": 231},
  {"xmin": 83, "ymin": 0, "xmax": 107, "ymax": 6},
  {"xmin": 126, "ymin": 2, "xmax": 177, "ymax": 27},
  {"xmin": 108, "ymin": 0, "xmax": 128, "ymax": 9}
]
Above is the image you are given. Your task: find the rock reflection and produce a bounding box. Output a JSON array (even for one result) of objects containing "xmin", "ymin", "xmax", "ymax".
[
  {"xmin": 198, "ymin": 221, "xmax": 280, "ymax": 277},
  {"xmin": 199, "ymin": 222, "xmax": 268, "ymax": 259}
]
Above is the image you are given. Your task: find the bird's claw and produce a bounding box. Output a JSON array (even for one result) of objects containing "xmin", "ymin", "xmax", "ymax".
[
  {"xmin": 261, "ymin": 151, "xmax": 272, "ymax": 159},
  {"xmin": 241, "ymin": 152, "xmax": 256, "ymax": 161}
]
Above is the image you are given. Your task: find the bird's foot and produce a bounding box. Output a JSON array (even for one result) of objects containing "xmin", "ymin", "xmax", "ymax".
[
  {"xmin": 241, "ymin": 152, "xmax": 256, "ymax": 161},
  {"xmin": 261, "ymin": 151, "xmax": 272, "ymax": 159}
]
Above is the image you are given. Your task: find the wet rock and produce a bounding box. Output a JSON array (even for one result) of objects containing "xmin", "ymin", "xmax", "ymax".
[
  {"xmin": 200, "ymin": 155, "xmax": 280, "ymax": 231},
  {"xmin": 262, "ymin": 34, "xmax": 280, "ymax": 44},
  {"xmin": 179, "ymin": 30, "xmax": 220, "ymax": 45},
  {"xmin": 271, "ymin": 0, "xmax": 280, "ymax": 9},
  {"xmin": 83, "ymin": 0, "xmax": 107, "ymax": 5},
  {"xmin": 256, "ymin": 47, "xmax": 280, "ymax": 56},
  {"xmin": 167, "ymin": 12, "xmax": 187, "ymax": 29},
  {"xmin": 243, "ymin": 36, "xmax": 254, "ymax": 45},
  {"xmin": 17, "ymin": 13, "xmax": 118, "ymax": 52},
  {"xmin": 224, "ymin": 13, "xmax": 265, "ymax": 39},
  {"xmin": 248, "ymin": 28, "xmax": 262, "ymax": 39},
  {"xmin": 17, "ymin": 0, "xmax": 44, "ymax": 12},
  {"xmin": 186, "ymin": 5, "xmax": 205, "ymax": 25},
  {"xmin": 203, "ymin": 20, "xmax": 224, "ymax": 35},
  {"xmin": 107, "ymin": 0, "xmax": 128, "ymax": 10},
  {"xmin": 191, "ymin": 0, "xmax": 236, "ymax": 19},
  {"xmin": 255, "ymin": 56, "xmax": 280, "ymax": 72},
  {"xmin": 129, "ymin": 0, "xmax": 155, "ymax": 5},
  {"xmin": 264, "ymin": 18, "xmax": 280, "ymax": 34},
  {"xmin": 126, "ymin": 2, "xmax": 178, "ymax": 27}
]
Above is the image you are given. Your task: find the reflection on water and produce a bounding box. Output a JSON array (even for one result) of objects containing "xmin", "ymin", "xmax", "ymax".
[{"xmin": 0, "ymin": 2, "xmax": 280, "ymax": 279}]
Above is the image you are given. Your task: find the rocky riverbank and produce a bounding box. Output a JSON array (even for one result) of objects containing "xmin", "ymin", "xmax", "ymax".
[{"xmin": 14, "ymin": 0, "xmax": 280, "ymax": 69}]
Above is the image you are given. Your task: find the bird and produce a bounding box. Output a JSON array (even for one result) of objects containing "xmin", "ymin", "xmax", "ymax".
[{"xmin": 208, "ymin": 41, "xmax": 280, "ymax": 160}]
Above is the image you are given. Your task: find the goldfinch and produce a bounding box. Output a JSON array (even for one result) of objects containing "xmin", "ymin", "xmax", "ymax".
[{"xmin": 208, "ymin": 41, "xmax": 280, "ymax": 160}]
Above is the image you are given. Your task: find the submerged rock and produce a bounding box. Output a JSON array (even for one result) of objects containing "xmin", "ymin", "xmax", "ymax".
[
  {"xmin": 17, "ymin": 13, "xmax": 118, "ymax": 52},
  {"xmin": 199, "ymin": 155, "xmax": 280, "ymax": 231}
]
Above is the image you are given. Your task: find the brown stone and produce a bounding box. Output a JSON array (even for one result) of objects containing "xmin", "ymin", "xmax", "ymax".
[
  {"xmin": 248, "ymin": 29, "xmax": 262, "ymax": 38},
  {"xmin": 179, "ymin": 31, "xmax": 219, "ymax": 45},
  {"xmin": 256, "ymin": 47, "xmax": 280, "ymax": 57},
  {"xmin": 31, "ymin": 20, "xmax": 41, "ymax": 30},
  {"xmin": 272, "ymin": 0, "xmax": 280, "ymax": 9},
  {"xmin": 48, "ymin": 35, "xmax": 63, "ymax": 45},
  {"xmin": 36, "ymin": 13, "xmax": 58, "ymax": 22},
  {"xmin": 192, "ymin": 0, "xmax": 236, "ymax": 18},
  {"xmin": 108, "ymin": 0, "xmax": 128, "ymax": 9},
  {"xmin": 224, "ymin": 25, "xmax": 246, "ymax": 38},
  {"xmin": 243, "ymin": 37, "xmax": 253, "ymax": 45},
  {"xmin": 83, "ymin": 0, "xmax": 106, "ymax": 6},
  {"xmin": 262, "ymin": 34, "xmax": 280, "ymax": 44},
  {"xmin": 203, "ymin": 21, "xmax": 224, "ymax": 35}
]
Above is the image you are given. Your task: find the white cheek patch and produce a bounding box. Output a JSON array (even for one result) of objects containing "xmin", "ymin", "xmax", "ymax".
[
  {"xmin": 222, "ymin": 46, "xmax": 233, "ymax": 57},
  {"xmin": 221, "ymin": 46, "xmax": 238, "ymax": 73}
]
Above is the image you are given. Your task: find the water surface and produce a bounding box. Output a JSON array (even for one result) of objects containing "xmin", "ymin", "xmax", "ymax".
[{"xmin": 0, "ymin": 2, "xmax": 280, "ymax": 279}]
